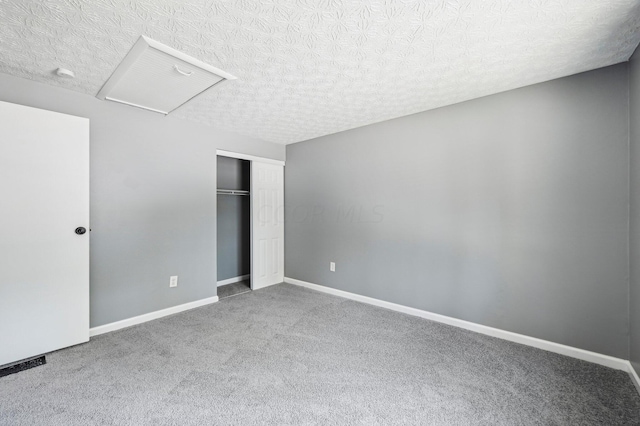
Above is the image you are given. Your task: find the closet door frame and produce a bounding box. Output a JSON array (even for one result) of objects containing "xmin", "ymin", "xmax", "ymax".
[{"xmin": 215, "ymin": 150, "xmax": 285, "ymax": 291}]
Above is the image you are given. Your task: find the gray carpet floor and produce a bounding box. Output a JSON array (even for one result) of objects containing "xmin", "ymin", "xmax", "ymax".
[
  {"xmin": 217, "ymin": 280, "xmax": 251, "ymax": 299},
  {"xmin": 1, "ymin": 283, "xmax": 639, "ymax": 425}
]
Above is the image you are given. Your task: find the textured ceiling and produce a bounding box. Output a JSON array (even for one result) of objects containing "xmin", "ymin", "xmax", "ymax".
[{"xmin": 1, "ymin": 1, "xmax": 640, "ymax": 144}]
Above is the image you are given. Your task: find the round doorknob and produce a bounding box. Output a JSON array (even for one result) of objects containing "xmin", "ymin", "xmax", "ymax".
[{"xmin": 75, "ymin": 227, "xmax": 87, "ymax": 235}]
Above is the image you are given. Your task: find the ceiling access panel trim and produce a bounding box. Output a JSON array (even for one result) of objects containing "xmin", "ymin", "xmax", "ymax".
[{"xmin": 96, "ymin": 35, "xmax": 236, "ymax": 115}]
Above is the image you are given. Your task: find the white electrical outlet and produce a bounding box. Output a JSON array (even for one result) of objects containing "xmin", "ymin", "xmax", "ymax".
[
  {"xmin": 330, "ymin": 262, "xmax": 335, "ymax": 272},
  {"xmin": 169, "ymin": 276, "xmax": 178, "ymax": 287}
]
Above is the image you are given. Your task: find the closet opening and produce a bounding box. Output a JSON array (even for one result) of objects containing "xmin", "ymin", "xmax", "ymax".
[{"xmin": 217, "ymin": 155, "xmax": 251, "ymax": 299}]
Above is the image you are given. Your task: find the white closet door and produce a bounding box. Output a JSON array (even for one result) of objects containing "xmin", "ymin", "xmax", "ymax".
[
  {"xmin": 251, "ymin": 161, "xmax": 284, "ymax": 290},
  {"xmin": 0, "ymin": 101, "xmax": 90, "ymax": 366}
]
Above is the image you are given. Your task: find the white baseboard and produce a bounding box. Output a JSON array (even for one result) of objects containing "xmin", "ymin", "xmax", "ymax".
[
  {"xmin": 89, "ymin": 296, "xmax": 219, "ymax": 337},
  {"xmin": 284, "ymin": 277, "xmax": 629, "ymax": 372},
  {"xmin": 217, "ymin": 275, "xmax": 250, "ymax": 287},
  {"xmin": 628, "ymin": 361, "xmax": 640, "ymax": 394}
]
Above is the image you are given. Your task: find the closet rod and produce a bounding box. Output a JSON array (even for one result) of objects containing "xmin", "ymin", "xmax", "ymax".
[{"xmin": 217, "ymin": 189, "xmax": 249, "ymax": 196}]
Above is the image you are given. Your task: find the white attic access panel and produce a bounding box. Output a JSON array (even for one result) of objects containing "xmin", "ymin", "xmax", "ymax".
[{"xmin": 96, "ymin": 36, "xmax": 236, "ymax": 114}]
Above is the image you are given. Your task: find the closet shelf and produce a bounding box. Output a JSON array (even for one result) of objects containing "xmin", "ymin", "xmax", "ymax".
[{"xmin": 217, "ymin": 189, "xmax": 249, "ymax": 196}]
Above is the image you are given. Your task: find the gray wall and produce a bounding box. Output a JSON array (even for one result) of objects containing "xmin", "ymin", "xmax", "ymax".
[
  {"xmin": 0, "ymin": 72, "xmax": 284, "ymax": 328},
  {"xmin": 217, "ymin": 156, "xmax": 250, "ymax": 281},
  {"xmin": 630, "ymin": 49, "xmax": 640, "ymax": 375},
  {"xmin": 285, "ymin": 64, "xmax": 630, "ymax": 358}
]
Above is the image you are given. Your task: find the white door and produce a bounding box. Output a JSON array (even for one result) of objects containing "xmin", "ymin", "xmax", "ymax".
[
  {"xmin": 0, "ymin": 101, "xmax": 90, "ymax": 366},
  {"xmin": 251, "ymin": 161, "xmax": 284, "ymax": 290}
]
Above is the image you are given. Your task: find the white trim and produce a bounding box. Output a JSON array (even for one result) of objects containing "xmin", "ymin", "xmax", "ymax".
[
  {"xmin": 105, "ymin": 96, "xmax": 169, "ymax": 115},
  {"xmin": 217, "ymin": 274, "xmax": 250, "ymax": 287},
  {"xmin": 217, "ymin": 149, "xmax": 285, "ymax": 166},
  {"xmin": 89, "ymin": 296, "xmax": 219, "ymax": 337},
  {"xmin": 284, "ymin": 277, "xmax": 629, "ymax": 372},
  {"xmin": 628, "ymin": 361, "xmax": 640, "ymax": 394},
  {"xmin": 142, "ymin": 36, "xmax": 237, "ymax": 80}
]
